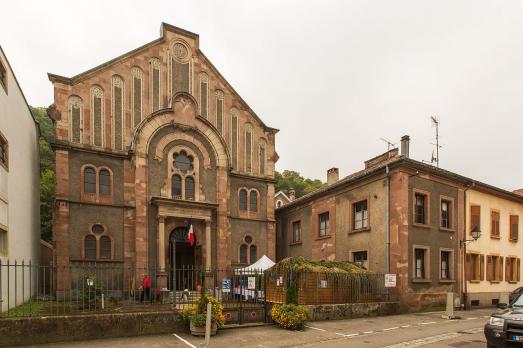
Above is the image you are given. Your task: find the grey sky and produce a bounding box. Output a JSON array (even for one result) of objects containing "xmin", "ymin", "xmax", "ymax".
[{"xmin": 2, "ymin": 0, "xmax": 523, "ymax": 191}]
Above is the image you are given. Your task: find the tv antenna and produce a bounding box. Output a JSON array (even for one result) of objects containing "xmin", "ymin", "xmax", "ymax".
[
  {"xmin": 430, "ymin": 115, "xmax": 442, "ymax": 167},
  {"xmin": 380, "ymin": 137, "xmax": 396, "ymax": 151}
]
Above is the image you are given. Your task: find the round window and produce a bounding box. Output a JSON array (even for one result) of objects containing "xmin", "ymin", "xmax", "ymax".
[
  {"xmin": 92, "ymin": 224, "xmax": 104, "ymax": 234},
  {"xmin": 244, "ymin": 235, "xmax": 253, "ymax": 244},
  {"xmin": 173, "ymin": 151, "xmax": 193, "ymax": 172}
]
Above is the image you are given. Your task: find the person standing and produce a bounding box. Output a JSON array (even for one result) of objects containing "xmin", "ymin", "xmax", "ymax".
[{"xmin": 140, "ymin": 274, "xmax": 151, "ymax": 303}]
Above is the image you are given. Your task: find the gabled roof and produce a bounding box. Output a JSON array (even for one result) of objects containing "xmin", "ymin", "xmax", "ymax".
[
  {"xmin": 275, "ymin": 190, "xmax": 291, "ymax": 202},
  {"xmin": 47, "ymin": 23, "xmax": 278, "ymax": 133}
]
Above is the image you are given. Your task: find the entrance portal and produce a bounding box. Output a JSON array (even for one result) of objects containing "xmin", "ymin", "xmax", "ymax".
[{"xmin": 169, "ymin": 226, "xmax": 196, "ymax": 290}]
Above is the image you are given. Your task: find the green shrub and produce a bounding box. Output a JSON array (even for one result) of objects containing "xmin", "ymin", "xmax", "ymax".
[
  {"xmin": 271, "ymin": 304, "xmax": 308, "ymax": 330},
  {"xmin": 188, "ymin": 313, "xmax": 207, "ymax": 327},
  {"xmin": 181, "ymin": 295, "xmax": 225, "ymax": 328},
  {"xmin": 285, "ymin": 286, "xmax": 298, "ymax": 305}
]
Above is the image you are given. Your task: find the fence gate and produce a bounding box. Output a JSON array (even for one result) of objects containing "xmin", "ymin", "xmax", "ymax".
[{"xmin": 218, "ymin": 269, "xmax": 267, "ymax": 325}]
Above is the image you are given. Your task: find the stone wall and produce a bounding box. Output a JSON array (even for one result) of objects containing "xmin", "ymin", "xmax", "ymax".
[
  {"xmin": 0, "ymin": 311, "xmax": 186, "ymax": 347},
  {"xmin": 304, "ymin": 302, "xmax": 400, "ymax": 321}
]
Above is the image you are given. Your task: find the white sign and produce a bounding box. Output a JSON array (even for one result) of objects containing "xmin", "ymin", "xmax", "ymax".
[
  {"xmin": 248, "ymin": 277, "xmax": 256, "ymax": 290},
  {"xmin": 276, "ymin": 276, "xmax": 283, "ymax": 286},
  {"xmin": 385, "ymin": 274, "xmax": 397, "ymax": 288},
  {"xmin": 319, "ymin": 280, "xmax": 328, "ymax": 288}
]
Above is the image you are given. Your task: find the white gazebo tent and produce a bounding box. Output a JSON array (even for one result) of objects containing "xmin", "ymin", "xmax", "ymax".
[{"xmin": 235, "ymin": 255, "xmax": 275, "ymax": 275}]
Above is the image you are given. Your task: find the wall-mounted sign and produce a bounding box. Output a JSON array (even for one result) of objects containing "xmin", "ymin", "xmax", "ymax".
[
  {"xmin": 385, "ymin": 274, "xmax": 397, "ymax": 288},
  {"xmin": 248, "ymin": 277, "xmax": 256, "ymax": 290}
]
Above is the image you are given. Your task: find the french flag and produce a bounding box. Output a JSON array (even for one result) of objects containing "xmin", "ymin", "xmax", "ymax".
[{"xmin": 187, "ymin": 219, "xmax": 195, "ymax": 247}]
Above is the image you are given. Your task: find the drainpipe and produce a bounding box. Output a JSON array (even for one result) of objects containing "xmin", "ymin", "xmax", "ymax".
[
  {"xmin": 386, "ymin": 165, "xmax": 391, "ymax": 274},
  {"xmin": 462, "ymin": 183, "xmax": 472, "ymax": 310}
]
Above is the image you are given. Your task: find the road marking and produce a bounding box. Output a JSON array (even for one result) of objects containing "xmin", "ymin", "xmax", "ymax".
[
  {"xmin": 383, "ymin": 327, "xmax": 400, "ymax": 331},
  {"xmin": 172, "ymin": 334, "xmax": 197, "ymax": 348},
  {"xmin": 363, "ymin": 331, "xmax": 374, "ymax": 334},
  {"xmin": 381, "ymin": 327, "xmax": 483, "ymax": 348},
  {"xmin": 401, "ymin": 325, "xmax": 411, "ymax": 328},
  {"xmin": 466, "ymin": 317, "xmax": 478, "ymax": 320},
  {"xmin": 336, "ymin": 333, "xmax": 359, "ymax": 338},
  {"xmin": 304, "ymin": 325, "xmax": 326, "ymax": 332},
  {"xmin": 419, "ymin": 321, "xmax": 436, "ymax": 325}
]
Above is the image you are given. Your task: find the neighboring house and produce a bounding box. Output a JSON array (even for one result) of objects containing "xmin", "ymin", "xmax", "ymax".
[
  {"xmin": 48, "ymin": 23, "xmax": 278, "ymax": 293},
  {"xmin": 464, "ymin": 186, "xmax": 523, "ymax": 307},
  {"xmin": 0, "ymin": 46, "xmax": 40, "ymax": 311},
  {"xmin": 275, "ymin": 190, "xmax": 293, "ymax": 208}
]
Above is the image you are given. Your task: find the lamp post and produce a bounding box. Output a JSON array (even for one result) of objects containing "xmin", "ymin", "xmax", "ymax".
[{"xmin": 462, "ymin": 226, "xmax": 481, "ymax": 310}]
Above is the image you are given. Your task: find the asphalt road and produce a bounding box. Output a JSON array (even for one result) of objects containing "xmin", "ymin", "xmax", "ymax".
[{"xmin": 20, "ymin": 308, "xmax": 499, "ymax": 348}]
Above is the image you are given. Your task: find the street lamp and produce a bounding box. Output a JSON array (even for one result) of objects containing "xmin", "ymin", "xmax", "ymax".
[{"xmin": 462, "ymin": 226, "xmax": 481, "ymax": 310}]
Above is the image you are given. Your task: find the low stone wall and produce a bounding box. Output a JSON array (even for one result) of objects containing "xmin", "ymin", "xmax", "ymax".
[
  {"xmin": 304, "ymin": 302, "xmax": 400, "ymax": 321},
  {"xmin": 0, "ymin": 311, "xmax": 186, "ymax": 347}
]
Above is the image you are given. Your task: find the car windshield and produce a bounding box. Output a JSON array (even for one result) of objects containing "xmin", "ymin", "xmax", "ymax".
[{"xmin": 512, "ymin": 294, "xmax": 523, "ymax": 307}]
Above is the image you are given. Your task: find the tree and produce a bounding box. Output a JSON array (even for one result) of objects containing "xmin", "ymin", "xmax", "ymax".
[
  {"xmin": 30, "ymin": 106, "xmax": 55, "ymax": 242},
  {"xmin": 275, "ymin": 170, "xmax": 324, "ymax": 199}
]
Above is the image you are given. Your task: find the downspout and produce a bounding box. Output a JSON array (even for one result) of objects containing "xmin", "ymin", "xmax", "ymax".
[
  {"xmin": 462, "ymin": 183, "xmax": 472, "ymax": 310},
  {"xmin": 386, "ymin": 165, "xmax": 391, "ymax": 274}
]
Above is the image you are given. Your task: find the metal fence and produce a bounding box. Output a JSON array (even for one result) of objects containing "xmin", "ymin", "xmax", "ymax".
[{"xmin": 0, "ymin": 261, "xmax": 397, "ymax": 319}]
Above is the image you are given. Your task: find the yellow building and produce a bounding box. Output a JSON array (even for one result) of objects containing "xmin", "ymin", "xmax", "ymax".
[{"xmin": 464, "ymin": 185, "xmax": 523, "ymax": 307}]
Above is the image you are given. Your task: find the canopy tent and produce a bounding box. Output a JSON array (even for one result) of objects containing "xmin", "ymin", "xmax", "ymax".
[{"xmin": 235, "ymin": 255, "xmax": 275, "ymax": 275}]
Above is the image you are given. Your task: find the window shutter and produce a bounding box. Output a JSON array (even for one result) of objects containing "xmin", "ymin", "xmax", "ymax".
[
  {"xmin": 518, "ymin": 258, "xmax": 521, "ymax": 282},
  {"xmin": 465, "ymin": 254, "xmax": 471, "ymax": 281},
  {"xmin": 511, "ymin": 215, "xmax": 519, "ymax": 241},
  {"xmin": 480, "ymin": 255, "xmax": 485, "ymax": 281},
  {"xmin": 470, "ymin": 205, "xmax": 481, "ymax": 236},
  {"xmin": 486, "ymin": 255, "xmax": 493, "ymax": 281},
  {"xmin": 506, "ymin": 258, "xmax": 511, "ymax": 282},
  {"xmin": 499, "ymin": 256, "xmax": 504, "ymax": 281}
]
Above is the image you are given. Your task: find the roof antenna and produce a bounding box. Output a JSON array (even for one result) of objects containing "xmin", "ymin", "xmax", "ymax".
[
  {"xmin": 430, "ymin": 115, "xmax": 443, "ymax": 168},
  {"xmin": 380, "ymin": 137, "xmax": 396, "ymax": 151}
]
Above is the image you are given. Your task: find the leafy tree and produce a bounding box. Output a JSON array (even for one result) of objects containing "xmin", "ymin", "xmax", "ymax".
[
  {"xmin": 275, "ymin": 170, "xmax": 324, "ymax": 199},
  {"xmin": 30, "ymin": 106, "xmax": 54, "ymax": 242}
]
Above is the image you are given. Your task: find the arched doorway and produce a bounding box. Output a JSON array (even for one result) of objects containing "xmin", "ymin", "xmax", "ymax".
[{"xmin": 169, "ymin": 226, "xmax": 195, "ymax": 290}]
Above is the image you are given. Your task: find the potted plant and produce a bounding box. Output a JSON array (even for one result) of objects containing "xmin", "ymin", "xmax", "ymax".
[{"xmin": 182, "ymin": 288, "xmax": 225, "ymax": 336}]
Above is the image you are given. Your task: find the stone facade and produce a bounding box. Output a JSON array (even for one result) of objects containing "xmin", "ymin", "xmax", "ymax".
[
  {"xmin": 49, "ymin": 23, "xmax": 278, "ymax": 290},
  {"xmin": 276, "ymin": 141, "xmax": 470, "ymax": 310}
]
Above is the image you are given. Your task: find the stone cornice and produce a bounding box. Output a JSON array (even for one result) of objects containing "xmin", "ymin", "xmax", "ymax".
[
  {"xmin": 229, "ymin": 171, "xmax": 276, "ymax": 184},
  {"xmin": 55, "ymin": 197, "xmax": 134, "ymax": 209},
  {"xmin": 228, "ymin": 215, "xmax": 276, "ymax": 223},
  {"xmin": 51, "ymin": 141, "xmax": 131, "ymax": 159}
]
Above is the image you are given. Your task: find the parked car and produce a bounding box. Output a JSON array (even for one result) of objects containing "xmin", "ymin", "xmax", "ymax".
[
  {"xmin": 509, "ymin": 287, "xmax": 523, "ymax": 304},
  {"xmin": 485, "ymin": 293, "xmax": 523, "ymax": 347}
]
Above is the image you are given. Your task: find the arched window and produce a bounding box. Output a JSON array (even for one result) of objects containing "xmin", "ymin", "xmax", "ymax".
[
  {"xmin": 239, "ymin": 189, "xmax": 248, "ymax": 211},
  {"xmin": 90, "ymin": 86, "xmax": 104, "ymax": 147},
  {"xmin": 150, "ymin": 58, "xmax": 161, "ymax": 112},
  {"xmin": 239, "ymin": 244, "xmax": 248, "ymax": 264},
  {"xmin": 185, "ymin": 176, "xmax": 195, "ymax": 200},
  {"xmin": 112, "ymin": 75, "xmax": 124, "ymax": 151},
  {"xmin": 259, "ymin": 139, "xmax": 266, "ymax": 176},
  {"xmin": 99, "ymin": 169, "xmax": 111, "ymax": 195},
  {"xmin": 172, "ymin": 175, "xmax": 182, "ymax": 197},
  {"xmin": 84, "ymin": 167, "xmax": 96, "ymax": 194},
  {"xmin": 245, "ymin": 124, "xmax": 253, "ymax": 173},
  {"xmin": 84, "ymin": 235, "xmax": 96, "ymax": 259},
  {"xmin": 277, "ymin": 200, "xmax": 282, "ymax": 208},
  {"xmin": 250, "ymin": 245, "xmax": 257, "ymax": 263},
  {"xmin": 99, "ymin": 236, "xmax": 112, "ymax": 260},
  {"xmin": 68, "ymin": 96, "xmax": 83, "ymax": 143},
  {"xmin": 131, "ymin": 67, "xmax": 143, "ymax": 127},
  {"xmin": 249, "ymin": 191, "xmax": 258, "ymax": 212},
  {"xmin": 231, "ymin": 109, "xmax": 238, "ymax": 170},
  {"xmin": 199, "ymin": 73, "xmax": 208, "ymax": 118},
  {"xmin": 215, "ymin": 90, "xmax": 224, "ymax": 134}
]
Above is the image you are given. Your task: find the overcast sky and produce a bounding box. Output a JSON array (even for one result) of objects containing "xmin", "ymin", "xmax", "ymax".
[{"xmin": 2, "ymin": 0, "xmax": 523, "ymax": 191}]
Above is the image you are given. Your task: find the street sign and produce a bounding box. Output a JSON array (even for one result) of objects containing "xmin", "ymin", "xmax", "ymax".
[
  {"xmin": 222, "ymin": 279, "xmax": 231, "ymax": 293},
  {"xmin": 385, "ymin": 274, "xmax": 396, "ymax": 288},
  {"xmin": 248, "ymin": 276, "xmax": 256, "ymax": 290}
]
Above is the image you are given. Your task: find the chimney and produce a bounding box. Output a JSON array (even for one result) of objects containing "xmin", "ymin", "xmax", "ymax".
[
  {"xmin": 400, "ymin": 135, "xmax": 410, "ymax": 158},
  {"xmin": 327, "ymin": 168, "xmax": 339, "ymax": 186},
  {"xmin": 289, "ymin": 189, "xmax": 296, "ymax": 202},
  {"xmin": 513, "ymin": 189, "xmax": 523, "ymax": 197}
]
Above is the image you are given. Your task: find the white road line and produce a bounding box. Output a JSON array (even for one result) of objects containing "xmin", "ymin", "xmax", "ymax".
[
  {"xmin": 173, "ymin": 334, "xmax": 197, "ymax": 348},
  {"xmin": 382, "ymin": 332, "xmax": 463, "ymax": 348},
  {"xmin": 383, "ymin": 327, "xmax": 400, "ymax": 331},
  {"xmin": 401, "ymin": 325, "xmax": 411, "ymax": 328},
  {"xmin": 363, "ymin": 331, "xmax": 374, "ymax": 334},
  {"xmin": 304, "ymin": 325, "xmax": 326, "ymax": 332},
  {"xmin": 336, "ymin": 333, "xmax": 359, "ymax": 338},
  {"xmin": 466, "ymin": 317, "xmax": 478, "ymax": 320},
  {"xmin": 419, "ymin": 321, "xmax": 437, "ymax": 325}
]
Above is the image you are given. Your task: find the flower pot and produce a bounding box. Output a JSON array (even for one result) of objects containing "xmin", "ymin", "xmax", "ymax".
[{"xmin": 190, "ymin": 321, "xmax": 217, "ymax": 336}]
